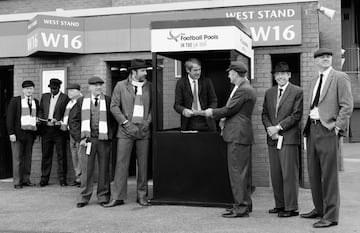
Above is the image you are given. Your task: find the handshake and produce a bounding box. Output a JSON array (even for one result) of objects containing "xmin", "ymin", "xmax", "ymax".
[{"xmin": 182, "ymin": 108, "xmax": 214, "ymax": 118}]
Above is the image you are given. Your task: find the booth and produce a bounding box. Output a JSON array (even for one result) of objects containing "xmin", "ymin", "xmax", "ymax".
[{"xmin": 150, "ymin": 18, "xmax": 253, "ymax": 207}]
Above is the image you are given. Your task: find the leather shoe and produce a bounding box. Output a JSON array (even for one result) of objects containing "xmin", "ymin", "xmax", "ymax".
[
  {"xmin": 102, "ymin": 200, "xmax": 124, "ymax": 208},
  {"xmin": 99, "ymin": 201, "xmax": 109, "ymax": 207},
  {"xmin": 313, "ymin": 219, "xmax": 338, "ymax": 228},
  {"xmin": 300, "ymin": 209, "xmax": 322, "ymax": 219},
  {"xmin": 222, "ymin": 211, "xmax": 249, "ymax": 218},
  {"xmin": 14, "ymin": 184, "xmax": 23, "ymax": 189},
  {"xmin": 268, "ymin": 207, "xmax": 284, "ymax": 214},
  {"xmin": 77, "ymin": 202, "xmax": 87, "ymax": 208},
  {"xmin": 22, "ymin": 181, "xmax": 35, "ymax": 186},
  {"xmin": 226, "ymin": 205, "xmax": 252, "ymax": 213},
  {"xmin": 278, "ymin": 210, "xmax": 299, "ymax": 217},
  {"xmin": 60, "ymin": 181, "xmax": 67, "ymax": 186},
  {"xmin": 69, "ymin": 181, "xmax": 81, "ymax": 187},
  {"xmin": 137, "ymin": 198, "xmax": 151, "ymax": 206},
  {"xmin": 39, "ymin": 180, "xmax": 48, "ymax": 187}
]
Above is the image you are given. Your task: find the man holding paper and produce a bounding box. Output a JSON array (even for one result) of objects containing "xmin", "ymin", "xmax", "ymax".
[
  {"xmin": 174, "ymin": 58, "xmax": 217, "ymax": 131},
  {"xmin": 69, "ymin": 76, "xmax": 114, "ymax": 208},
  {"xmin": 261, "ymin": 61, "xmax": 303, "ymax": 218}
]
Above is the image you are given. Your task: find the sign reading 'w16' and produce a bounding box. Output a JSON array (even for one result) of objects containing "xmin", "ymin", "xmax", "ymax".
[{"xmin": 27, "ymin": 15, "xmax": 84, "ymax": 55}]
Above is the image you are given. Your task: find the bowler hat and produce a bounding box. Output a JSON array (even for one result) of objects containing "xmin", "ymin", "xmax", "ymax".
[
  {"xmin": 272, "ymin": 61, "xmax": 291, "ymax": 73},
  {"xmin": 66, "ymin": 83, "xmax": 81, "ymax": 90},
  {"xmin": 226, "ymin": 61, "xmax": 248, "ymax": 74},
  {"xmin": 129, "ymin": 59, "xmax": 149, "ymax": 70},
  {"xmin": 88, "ymin": 76, "xmax": 104, "ymax": 85},
  {"xmin": 48, "ymin": 78, "xmax": 62, "ymax": 88},
  {"xmin": 314, "ymin": 48, "xmax": 333, "ymax": 58},
  {"xmin": 22, "ymin": 80, "xmax": 35, "ymax": 88}
]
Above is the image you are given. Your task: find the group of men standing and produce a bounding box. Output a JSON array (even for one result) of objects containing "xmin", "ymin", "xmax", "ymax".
[{"xmin": 6, "ymin": 48, "xmax": 353, "ymax": 228}]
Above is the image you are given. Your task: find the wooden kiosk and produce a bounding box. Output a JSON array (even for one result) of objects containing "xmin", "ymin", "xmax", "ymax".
[{"xmin": 150, "ymin": 18, "xmax": 253, "ymax": 207}]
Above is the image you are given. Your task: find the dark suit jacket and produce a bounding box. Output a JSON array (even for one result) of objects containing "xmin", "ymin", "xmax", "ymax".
[
  {"xmin": 174, "ymin": 76, "xmax": 217, "ymax": 130},
  {"xmin": 262, "ymin": 83, "xmax": 303, "ymax": 146},
  {"xmin": 303, "ymin": 68, "xmax": 353, "ymax": 137},
  {"xmin": 38, "ymin": 92, "xmax": 69, "ymax": 122},
  {"xmin": 6, "ymin": 96, "xmax": 39, "ymax": 140},
  {"xmin": 69, "ymin": 95, "xmax": 115, "ymax": 142},
  {"xmin": 212, "ymin": 79, "xmax": 256, "ymax": 145}
]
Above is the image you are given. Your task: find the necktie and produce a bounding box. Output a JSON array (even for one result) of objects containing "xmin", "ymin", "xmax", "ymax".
[
  {"xmin": 192, "ymin": 80, "xmax": 199, "ymax": 110},
  {"xmin": 134, "ymin": 86, "xmax": 138, "ymax": 95},
  {"xmin": 279, "ymin": 88, "xmax": 283, "ymax": 98},
  {"xmin": 311, "ymin": 74, "xmax": 323, "ymax": 109},
  {"xmin": 95, "ymin": 97, "xmax": 99, "ymax": 107},
  {"xmin": 275, "ymin": 89, "xmax": 283, "ymax": 118},
  {"xmin": 27, "ymin": 97, "xmax": 32, "ymax": 115}
]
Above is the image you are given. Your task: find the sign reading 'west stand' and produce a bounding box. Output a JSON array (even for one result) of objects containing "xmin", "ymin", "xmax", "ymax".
[{"xmin": 27, "ymin": 15, "xmax": 84, "ymax": 55}]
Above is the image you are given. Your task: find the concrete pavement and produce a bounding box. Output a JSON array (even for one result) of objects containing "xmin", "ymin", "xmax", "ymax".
[{"xmin": 0, "ymin": 143, "xmax": 359, "ymax": 233}]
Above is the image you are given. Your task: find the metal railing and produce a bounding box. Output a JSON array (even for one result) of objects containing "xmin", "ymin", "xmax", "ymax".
[{"xmin": 343, "ymin": 46, "xmax": 360, "ymax": 73}]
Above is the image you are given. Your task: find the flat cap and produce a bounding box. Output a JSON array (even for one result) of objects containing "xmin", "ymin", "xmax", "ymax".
[
  {"xmin": 88, "ymin": 76, "xmax": 104, "ymax": 85},
  {"xmin": 22, "ymin": 80, "xmax": 35, "ymax": 88},
  {"xmin": 314, "ymin": 48, "xmax": 333, "ymax": 58},
  {"xmin": 272, "ymin": 61, "xmax": 290, "ymax": 73},
  {"xmin": 226, "ymin": 61, "xmax": 248, "ymax": 74},
  {"xmin": 66, "ymin": 83, "xmax": 80, "ymax": 90},
  {"xmin": 129, "ymin": 59, "xmax": 149, "ymax": 70},
  {"xmin": 48, "ymin": 78, "xmax": 62, "ymax": 88}
]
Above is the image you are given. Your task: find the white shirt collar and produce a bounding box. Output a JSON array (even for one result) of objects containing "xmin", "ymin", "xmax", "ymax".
[
  {"xmin": 319, "ymin": 66, "xmax": 332, "ymax": 79},
  {"xmin": 278, "ymin": 81, "xmax": 290, "ymax": 92}
]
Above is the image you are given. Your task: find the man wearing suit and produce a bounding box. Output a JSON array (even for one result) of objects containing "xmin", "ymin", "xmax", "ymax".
[
  {"xmin": 205, "ymin": 61, "xmax": 256, "ymax": 218},
  {"xmin": 60, "ymin": 83, "xmax": 83, "ymax": 187},
  {"xmin": 70, "ymin": 76, "xmax": 114, "ymax": 208},
  {"xmin": 262, "ymin": 62, "xmax": 303, "ymax": 217},
  {"xmin": 38, "ymin": 78, "xmax": 69, "ymax": 187},
  {"xmin": 174, "ymin": 58, "xmax": 217, "ymax": 131},
  {"xmin": 301, "ymin": 48, "xmax": 353, "ymax": 228},
  {"xmin": 6, "ymin": 80, "xmax": 39, "ymax": 189},
  {"xmin": 104, "ymin": 59, "xmax": 152, "ymax": 207}
]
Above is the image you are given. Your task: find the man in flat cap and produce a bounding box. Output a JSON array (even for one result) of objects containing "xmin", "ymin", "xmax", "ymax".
[
  {"xmin": 6, "ymin": 80, "xmax": 39, "ymax": 189},
  {"xmin": 38, "ymin": 78, "xmax": 69, "ymax": 187},
  {"xmin": 205, "ymin": 61, "xmax": 256, "ymax": 218},
  {"xmin": 105, "ymin": 59, "xmax": 152, "ymax": 207},
  {"xmin": 262, "ymin": 61, "xmax": 303, "ymax": 218},
  {"xmin": 69, "ymin": 76, "xmax": 115, "ymax": 208},
  {"xmin": 174, "ymin": 58, "xmax": 218, "ymax": 131},
  {"xmin": 301, "ymin": 48, "xmax": 353, "ymax": 228},
  {"xmin": 60, "ymin": 83, "xmax": 83, "ymax": 187}
]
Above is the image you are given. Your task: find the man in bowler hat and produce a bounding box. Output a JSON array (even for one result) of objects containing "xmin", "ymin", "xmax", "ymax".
[
  {"xmin": 6, "ymin": 80, "xmax": 39, "ymax": 189},
  {"xmin": 205, "ymin": 61, "xmax": 256, "ymax": 217},
  {"xmin": 105, "ymin": 59, "xmax": 152, "ymax": 207},
  {"xmin": 38, "ymin": 78, "xmax": 69, "ymax": 187},
  {"xmin": 262, "ymin": 61, "xmax": 303, "ymax": 217},
  {"xmin": 301, "ymin": 48, "xmax": 353, "ymax": 228}
]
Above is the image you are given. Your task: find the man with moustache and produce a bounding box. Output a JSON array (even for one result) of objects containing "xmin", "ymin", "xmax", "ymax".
[
  {"xmin": 38, "ymin": 78, "xmax": 69, "ymax": 187},
  {"xmin": 262, "ymin": 61, "xmax": 303, "ymax": 218},
  {"xmin": 6, "ymin": 80, "xmax": 39, "ymax": 189},
  {"xmin": 104, "ymin": 59, "xmax": 152, "ymax": 207},
  {"xmin": 301, "ymin": 48, "xmax": 353, "ymax": 228},
  {"xmin": 205, "ymin": 61, "xmax": 256, "ymax": 218}
]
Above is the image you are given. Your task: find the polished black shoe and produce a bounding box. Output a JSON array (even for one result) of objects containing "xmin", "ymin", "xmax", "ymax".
[
  {"xmin": 222, "ymin": 211, "xmax": 249, "ymax": 218},
  {"xmin": 14, "ymin": 184, "xmax": 23, "ymax": 189},
  {"xmin": 69, "ymin": 181, "xmax": 81, "ymax": 187},
  {"xmin": 268, "ymin": 207, "xmax": 284, "ymax": 214},
  {"xmin": 60, "ymin": 181, "xmax": 68, "ymax": 186},
  {"xmin": 102, "ymin": 200, "xmax": 124, "ymax": 208},
  {"xmin": 226, "ymin": 206, "xmax": 252, "ymax": 213},
  {"xmin": 99, "ymin": 201, "xmax": 109, "ymax": 207},
  {"xmin": 300, "ymin": 209, "xmax": 323, "ymax": 219},
  {"xmin": 39, "ymin": 180, "xmax": 48, "ymax": 187},
  {"xmin": 22, "ymin": 181, "xmax": 36, "ymax": 186},
  {"xmin": 313, "ymin": 219, "xmax": 338, "ymax": 228},
  {"xmin": 137, "ymin": 198, "xmax": 151, "ymax": 206},
  {"xmin": 278, "ymin": 210, "xmax": 299, "ymax": 217},
  {"xmin": 77, "ymin": 202, "xmax": 87, "ymax": 208}
]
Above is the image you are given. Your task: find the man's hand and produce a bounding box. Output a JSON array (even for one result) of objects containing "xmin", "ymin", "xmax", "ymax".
[
  {"xmin": 267, "ymin": 125, "xmax": 280, "ymax": 137},
  {"xmin": 79, "ymin": 139, "xmax": 87, "ymax": 147},
  {"xmin": 9, "ymin": 134, "xmax": 16, "ymax": 142},
  {"xmin": 335, "ymin": 127, "xmax": 340, "ymax": 136},
  {"xmin": 182, "ymin": 109, "xmax": 194, "ymax": 118},
  {"xmin": 219, "ymin": 118, "xmax": 225, "ymax": 130},
  {"xmin": 204, "ymin": 108, "xmax": 213, "ymax": 118}
]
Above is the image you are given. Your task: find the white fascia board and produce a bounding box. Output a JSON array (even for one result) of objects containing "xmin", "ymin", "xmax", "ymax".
[{"xmin": 0, "ymin": 0, "xmax": 318, "ymax": 22}]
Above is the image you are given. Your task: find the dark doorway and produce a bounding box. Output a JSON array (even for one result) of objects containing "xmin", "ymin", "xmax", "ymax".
[
  {"xmin": 108, "ymin": 60, "xmax": 154, "ymax": 179},
  {"xmin": 0, "ymin": 66, "xmax": 14, "ymax": 179},
  {"xmin": 271, "ymin": 54, "xmax": 301, "ymax": 87}
]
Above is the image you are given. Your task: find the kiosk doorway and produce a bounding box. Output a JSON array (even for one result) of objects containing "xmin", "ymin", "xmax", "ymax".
[{"xmin": 0, "ymin": 66, "xmax": 13, "ymax": 178}]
